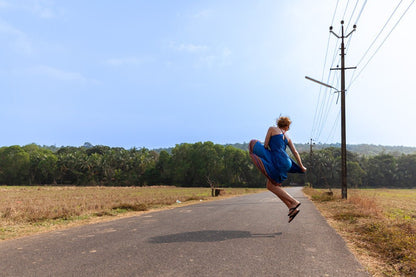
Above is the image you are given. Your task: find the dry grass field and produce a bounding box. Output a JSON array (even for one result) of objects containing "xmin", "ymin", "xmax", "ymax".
[
  {"xmin": 303, "ymin": 187, "xmax": 416, "ymax": 277},
  {"xmin": 0, "ymin": 186, "xmax": 264, "ymax": 241}
]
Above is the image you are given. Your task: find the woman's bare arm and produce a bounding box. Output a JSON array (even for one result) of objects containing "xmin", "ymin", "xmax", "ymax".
[
  {"xmin": 264, "ymin": 127, "xmax": 274, "ymax": 149},
  {"xmin": 287, "ymin": 139, "xmax": 307, "ymax": 172}
]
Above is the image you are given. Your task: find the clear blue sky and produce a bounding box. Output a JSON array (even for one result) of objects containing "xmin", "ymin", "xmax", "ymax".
[{"xmin": 1, "ymin": 0, "xmax": 415, "ymax": 149}]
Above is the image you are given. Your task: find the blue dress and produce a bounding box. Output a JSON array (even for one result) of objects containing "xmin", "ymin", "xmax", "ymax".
[{"xmin": 249, "ymin": 134, "xmax": 303, "ymax": 184}]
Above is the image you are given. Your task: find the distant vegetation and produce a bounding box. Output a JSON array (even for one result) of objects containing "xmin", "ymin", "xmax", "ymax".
[
  {"xmin": 292, "ymin": 146, "xmax": 416, "ymax": 189},
  {"xmin": 0, "ymin": 142, "xmax": 415, "ymax": 188},
  {"xmin": 227, "ymin": 142, "xmax": 416, "ymax": 156},
  {"xmin": 0, "ymin": 142, "xmax": 263, "ymax": 187}
]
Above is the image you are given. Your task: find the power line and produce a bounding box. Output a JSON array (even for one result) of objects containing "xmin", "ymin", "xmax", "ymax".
[
  {"xmin": 356, "ymin": 0, "xmax": 404, "ymax": 68},
  {"xmin": 311, "ymin": 33, "xmax": 332, "ymax": 140},
  {"xmin": 354, "ymin": 0, "xmax": 368, "ymax": 25},
  {"xmin": 310, "ymin": 0, "xmax": 362, "ymax": 143},
  {"xmin": 346, "ymin": 0, "xmax": 360, "ymax": 30},
  {"xmin": 349, "ymin": 0, "xmax": 415, "ymax": 88},
  {"xmin": 311, "ymin": 1, "xmax": 341, "ymax": 140},
  {"xmin": 311, "ymin": 0, "xmax": 413, "ymax": 144},
  {"xmin": 325, "ymin": 110, "xmax": 341, "ymax": 144},
  {"xmin": 313, "ymin": 85, "xmax": 335, "ymax": 140},
  {"xmin": 313, "ymin": 34, "xmax": 341, "ymax": 140},
  {"xmin": 342, "ymin": 0, "xmax": 351, "ymax": 21},
  {"xmin": 310, "ymin": 0, "xmax": 367, "ymax": 145},
  {"xmin": 313, "ymin": 25, "xmax": 342, "ymax": 137},
  {"xmin": 316, "ymin": 74, "xmax": 339, "ymax": 141},
  {"xmin": 331, "ymin": 0, "xmax": 340, "ymax": 26}
]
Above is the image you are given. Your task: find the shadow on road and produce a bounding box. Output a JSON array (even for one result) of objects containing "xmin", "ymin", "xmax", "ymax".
[{"xmin": 148, "ymin": 230, "xmax": 282, "ymax": 243}]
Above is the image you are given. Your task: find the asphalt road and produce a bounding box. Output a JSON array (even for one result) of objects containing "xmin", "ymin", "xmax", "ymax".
[{"xmin": 0, "ymin": 187, "xmax": 369, "ymax": 277}]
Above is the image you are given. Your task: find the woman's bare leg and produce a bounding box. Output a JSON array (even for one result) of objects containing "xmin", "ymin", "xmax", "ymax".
[{"xmin": 266, "ymin": 180, "xmax": 300, "ymax": 209}]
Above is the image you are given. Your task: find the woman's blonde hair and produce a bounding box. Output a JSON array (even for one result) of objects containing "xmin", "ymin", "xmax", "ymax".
[{"xmin": 277, "ymin": 116, "xmax": 292, "ymax": 128}]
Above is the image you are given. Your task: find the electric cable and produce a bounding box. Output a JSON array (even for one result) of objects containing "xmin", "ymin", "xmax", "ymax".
[
  {"xmin": 349, "ymin": 0, "xmax": 415, "ymax": 88},
  {"xmin": 310, "ymin": 33, "xmax": 331, "ymax": 140},
  {"xmin": 346, "ymin": 0, "xmax": 360, "ymax": 30},
  {"xmin": 315, "ymin": 34, "xmax": 342, "ymax": 137},
  {"xmin": 311, "ymin": 0, "xmax": 369, "ymax": 143},
  {"xmin": 342, "ymin": 0, "xmax": 351, "ymax": 21},
  {"xmin": 331, "ymin": 0, "xmax": 340, "ymax": 26},
  {"xmin": 356, "ymin": 0, "xmax": 404, "ymax": 69},
  {"xmin": 354, "ymin": 0, "xmax": 368, "ymax": 25},
  {"xmin": 311, "ymin": 0, "xmax": 341, "ymax": 140},
  {"xmin": 316, "ymin": 73, "xmax": 339, "ymax": 140},
  {"xmin": 311, "ymin": 0, "xmax": 365, "ymax": 142},
  {"xmin": 325, "ymin": 110, "xmax": 341, "ymax": 144}
]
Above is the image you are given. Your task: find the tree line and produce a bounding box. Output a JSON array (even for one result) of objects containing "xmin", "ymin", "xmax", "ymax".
[
  {"xmin": 0, "ymin": 142, "xmax": 263, "ymax": 187},
  {"xmin": 296, "ymin": 147, "xmax": 416, "ymax": 188},
  {"xmin": 0, "ymin": 142, "xmax": 415, "ymax": 188}
]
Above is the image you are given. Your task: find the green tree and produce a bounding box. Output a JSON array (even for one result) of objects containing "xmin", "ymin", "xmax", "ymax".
[
  {"xmin": 223, "ymin": 146, "xmax": 252, "ymax": 186},
  {"xmin": 148, "ymin": 150, "xmax": 172, "ymax": 185},
  {"xmin": 128, "ymin": 148, "xmax": 158, "ymax": 186},
  {"xmin": 170, "ymin": 142, "xmax": 226, "ymax": 187},
  {"xmin": 365, "ymin": 154, "xmax": 397, "ymax": 187},
  {"xmin": 56, "ymin": 150, "xmax": 88, "ymax": 185},
  {"xmin": 395, "ymin": 154, "xmax": 416, "ymax": 188},
  {"xmin": 347, "ymin": 161, "xmax": 365, "ymax": 188},
  {"xmin": 0, "ymin": 146, "xmax": 30, "ymax": 185},
  {"xmin": 23, "ymin": 144, "xmax": 57, "ymax": 185},
  {"xmin": 170, "ymin": 143, "xmax": 193, "ymax": 186},
  {"xmin": 301, "ymin": 147, "xmax": 365, "ymax": 188}
]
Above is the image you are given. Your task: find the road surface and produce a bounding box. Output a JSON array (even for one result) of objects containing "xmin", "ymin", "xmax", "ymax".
[{"xmin": 0, "ymin": 187, "xmax": 368, "ymax": 276}]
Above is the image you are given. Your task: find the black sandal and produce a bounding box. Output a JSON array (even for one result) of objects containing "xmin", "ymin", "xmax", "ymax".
[
  {"xmin": 288, "ymin": 203, "xmax": 301, "ymax": 216},
  {"xmin": 288, "ymin": 209, "xmax": 300, "ymax": 223}
]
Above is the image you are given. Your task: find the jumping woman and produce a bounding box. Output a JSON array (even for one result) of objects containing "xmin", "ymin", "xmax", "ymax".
[{"xmin": 249, "ymin": 116, "xmax": 307, "ymax": 223}]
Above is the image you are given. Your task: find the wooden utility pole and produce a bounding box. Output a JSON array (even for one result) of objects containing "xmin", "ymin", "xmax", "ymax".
[
  {"xmin": 307, "ymin": 138, "xmax": 315, "ymax": 187},
  {"xmin": 330, "ymin": 21, "xmax": 356, "ymax": 199},
  {"xmin": 309, "ymin": 138, "xmax": 315, "ymax": 160}
]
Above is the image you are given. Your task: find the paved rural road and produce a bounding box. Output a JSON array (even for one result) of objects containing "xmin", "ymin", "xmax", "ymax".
[{"xmin": 0, "ymin": 187, "xmax": 368, "ymax": 277}]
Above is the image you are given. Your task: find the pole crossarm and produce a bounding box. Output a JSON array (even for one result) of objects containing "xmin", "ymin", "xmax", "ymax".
[{"xmin": 330, "ymin": 66, "xmax": 357, "ymax": 71}]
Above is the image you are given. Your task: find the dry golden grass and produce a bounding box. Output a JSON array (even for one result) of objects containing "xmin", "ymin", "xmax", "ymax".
[
  {"xmin": 303, "ymin": 187, "xmax": 416, "ymax": 277},
  {"xmin": 0, "ymin": 186, "xmax": 264, "ymax": 240}
]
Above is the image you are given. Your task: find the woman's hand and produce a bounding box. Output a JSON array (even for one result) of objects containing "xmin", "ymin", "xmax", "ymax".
[{"xmin": 301, "ymin": 166, "xmax": 307, "ymax": 172}]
